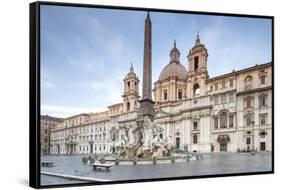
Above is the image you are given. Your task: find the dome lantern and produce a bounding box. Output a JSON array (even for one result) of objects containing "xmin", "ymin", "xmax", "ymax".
[
  {"xmin": 169, "ymin": 40, "xmax": 180, "ymax": 63},
  {"xmin": 159, "ymin": 41, "xmax": 188, "ymax": 81}
]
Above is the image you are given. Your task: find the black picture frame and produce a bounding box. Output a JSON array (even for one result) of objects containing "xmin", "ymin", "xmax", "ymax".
[{"xmin": 30, "ymin": 1, "xmax": 274, "ymax": 188}]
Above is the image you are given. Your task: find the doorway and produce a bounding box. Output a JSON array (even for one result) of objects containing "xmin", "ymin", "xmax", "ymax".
[
  {"xmin": 176, "ymin": 137, "xmax": 180, "ymax": 149},
  {"xmin": 220, "ymin": 143, "xmax": 227, "ymax": 152},
  {"xmin": 211, "ymin": 143, "xmax": 214, "ymax": 152},
  {"xmin": 260, "ymin": 142, "xmax": 266, "ymax": 151}
]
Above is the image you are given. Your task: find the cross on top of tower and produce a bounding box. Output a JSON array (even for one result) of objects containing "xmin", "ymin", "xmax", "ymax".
[
  {"xmin": 195, "ymin": 31, "xmax": 201, "ymax": 45},
  {"xmin": 130, "ymin": 62, "xmax": 134, "ymax": 73}
]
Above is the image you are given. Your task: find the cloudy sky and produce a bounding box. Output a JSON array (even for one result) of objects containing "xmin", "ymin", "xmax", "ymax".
[{"xmin": 40, "ymin": 5, "xmax": 272, "ymax": 118}]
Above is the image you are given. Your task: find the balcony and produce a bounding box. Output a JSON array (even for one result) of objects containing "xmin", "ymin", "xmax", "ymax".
[
  {"xmin": 212, "ymin": 127, "xmax": 236, "ymax": 133},
  {"xmin": 192, "ymin": 128, "xmax": 200, "ymax": 134}
]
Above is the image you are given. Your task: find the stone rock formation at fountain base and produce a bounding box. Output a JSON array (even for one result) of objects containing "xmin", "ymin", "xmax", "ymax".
[{"xmin": 114, "ymin": 115, "xmax": 175, "ymax": 159}]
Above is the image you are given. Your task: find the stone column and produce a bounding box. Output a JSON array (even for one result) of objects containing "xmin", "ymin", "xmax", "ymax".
[
  {"xmin": 142, "ymin": 12, "xmax": 152, "ymax": 100},
  {"xmin": 139, "ymin": 12, "xmax": 155, "ymax": 118}
]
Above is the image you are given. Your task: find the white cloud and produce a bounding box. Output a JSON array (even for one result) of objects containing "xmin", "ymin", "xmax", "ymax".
[
  {"xmin": 91, "ymin": 79, "xmax": 123, "ymax": 103},
  {"xmin": 41, "ymin": 104, "xmax": 106, "ymax": 118}
]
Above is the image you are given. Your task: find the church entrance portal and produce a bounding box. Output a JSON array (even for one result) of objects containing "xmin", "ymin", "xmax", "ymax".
[{"xmin": 220, "ymin": 143, "xmax": 227, "ymax": 152}]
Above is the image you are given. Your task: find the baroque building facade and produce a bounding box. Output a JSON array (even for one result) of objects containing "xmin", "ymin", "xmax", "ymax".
[
  {"xmin": 153, "ymin": 35, "xmax": 272, "ymax": 153},
  {"xmin": 49, "ymin": 16, "xmax": 272, "ymax": 155},
  {"xmin": 40, "ymin": 115, "xmax": 62, "ymax": 155},
  {"xmin": 50, "ymin": 65, "xmax": 140, "ymax": 155}
]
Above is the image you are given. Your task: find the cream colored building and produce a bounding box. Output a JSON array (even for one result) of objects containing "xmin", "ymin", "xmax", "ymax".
[
  {"xmin": 153, "ymin": 35, "xmax": 272, "ymax": 153},
  {"xmin": 50, "ymin": 34, "xmax": 272, "ymax": 155},
  {"xmin": 40, "ymin": 115, "xmax": 62, "ymax": 155},
  {"xmin": 50, "ymin": 65, "xmax": 140, "ymax": 155}
]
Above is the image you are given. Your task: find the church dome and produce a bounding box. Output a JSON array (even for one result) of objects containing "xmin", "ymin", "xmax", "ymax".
[
  {"xmin": 159, "ymin": 41, "xmax": 188, "ymax": 81},
  {"xmin": 159, "ymin": 62, "xmax": 188, "ymax": 81}
]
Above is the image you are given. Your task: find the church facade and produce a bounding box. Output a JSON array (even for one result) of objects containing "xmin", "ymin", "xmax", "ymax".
[
  {"xmin": 153, "ymin": 36, "xmax": 272, "ymax": 153},
  {"xmin": 49, "ymin": 14, "xmax": 272, "ymax": 155}
]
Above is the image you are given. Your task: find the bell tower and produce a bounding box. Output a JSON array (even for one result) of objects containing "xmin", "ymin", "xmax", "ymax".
[
  {"xmin": 122, "ymin": 63, "xmax": 140, "ymax": 112},
  {"xmin": 186, "ymin": 32, "xmax": 209, "ymax": 98}
]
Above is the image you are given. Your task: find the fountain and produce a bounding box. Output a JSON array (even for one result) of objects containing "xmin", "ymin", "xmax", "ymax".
[
  {"xmin": 112, "ymin": 12, "xmax": 201, "ymax": 164},
  {"xmin": 114, "ymin": 12, "xmax": 176, "ymax": 162}
]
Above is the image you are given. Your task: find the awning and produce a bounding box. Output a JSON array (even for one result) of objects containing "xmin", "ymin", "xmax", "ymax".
[{"xmin": 217, "ymin": 134, "xmax": 230, "ymax": 143}]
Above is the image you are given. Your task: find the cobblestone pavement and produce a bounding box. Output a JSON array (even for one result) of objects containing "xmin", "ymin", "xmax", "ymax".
[{"xmin": 41, "ymin": 152, "xmax": 272, "ymax": 186}]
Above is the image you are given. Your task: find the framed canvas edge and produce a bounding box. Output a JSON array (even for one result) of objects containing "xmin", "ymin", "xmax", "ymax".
[
  {"xmin": 30, "ymin": 1, "xmax": 41, "ymax": 189},
  {"xmin": 29, "ymin": 1, "xmax": 275, "ymax": 189}
]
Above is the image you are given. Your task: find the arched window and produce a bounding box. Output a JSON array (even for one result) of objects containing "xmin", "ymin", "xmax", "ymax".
[
  {"xmin": 193, "ymin": 83, "xmax": 200, "ymax": 96},
  {"xmin": 193, "ymin": 135, "xmax": 198, "ymax": 144},
  {"xmin": 245, "ymin": 76, "xmax": 253, "ymax": 90},
  {"xmin": 127, "ymin": 81, "xmax": 130, "ymax": 90},
  {"xmin": 220, "ymin": 111, "xmax": 228, "ymax": 129},
  {"xmin": 194, "ymin": 56, "xmax": 199, "ymax": 70}
]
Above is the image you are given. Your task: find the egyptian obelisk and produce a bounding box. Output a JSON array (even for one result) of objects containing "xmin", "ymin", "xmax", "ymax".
[{"xmin": 139, "ymin": 12, "xmax": 155, "ymax": 119}]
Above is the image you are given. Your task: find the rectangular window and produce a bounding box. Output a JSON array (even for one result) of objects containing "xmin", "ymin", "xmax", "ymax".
[
  {"xmin": 178, "ymin": 89, "xmax": 182, "ymax": 100},
  {"xmin": 193, "ymin": 121, "xmax": 198, "ymax": 130},
  {"xmin": 215, "ymin": 83, "xmax": 218, "ymax": 91},
  {"xmin": 259, "ymin": 95, "xmax": 267, "ymax": 107},
  {"xmin": 214, "ymin": 117, "xmax": 218, "ymax": 129},
  {"xmin": 229, "ymin": 79, "xmax": 234, "ymax": 87},
  {"xmin": 246, "ymin": 98, "xmax": 251, "ymax": 108},
  {"xmin": 214, "ymin": 95, "xmax": 219, "ymax": 105},
  {"xmin": 222, "ymin": 81, "xmax": 226, "ymax": 89},
  {"xmin": 246, "ymin": 117, "xmax": 251, "ymax": 126},
  {"xmin": 246, "ymin": 137, "xmax": 251, "ymax": 145},
  {"xmin": 193, "ymin": 135, "xmax": 198, "ymax": 144},
  {"xmin": 229, "ymin": 115, "xmax": 234, "ymax": 128},
  {"xmin": 260, "ymin": 114, "xmax": 266, "ymax": 125},
  {"xmin": 221, "ymin": 94, "xmax": 226, "ymax": 104},
  {"xmin": 229, "ymin": 93, "xmax": 234, "ymax": 103},
  {"xmin": 261, "ymin": 76, "xmax": 266, "ymax": 84},
  {"xmin": 210, "ymin": 86, "xmax": 213, "ymax": 92},
  {"xmin": 163, "ymin": 89, "xmax": 168, "ymax": 101}
]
